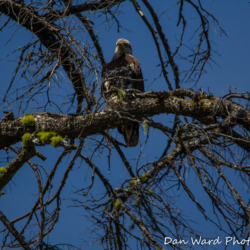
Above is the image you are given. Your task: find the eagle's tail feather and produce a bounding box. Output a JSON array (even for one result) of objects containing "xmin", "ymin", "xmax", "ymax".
[{"xmin": 118, "ymin": 122, "xmax": 139, "ymax": 147}]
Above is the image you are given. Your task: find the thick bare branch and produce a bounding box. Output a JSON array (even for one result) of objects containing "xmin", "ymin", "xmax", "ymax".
[
  {"xmin": 0, "ymin": 148, "xmax": 37, "ymax": 191},
  {"xmin": 1, "ymin": 89, "xmax": 250, "ymax": 149}
]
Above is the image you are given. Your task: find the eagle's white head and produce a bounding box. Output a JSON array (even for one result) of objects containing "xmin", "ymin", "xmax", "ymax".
[{"xmin": 114, "ymin": 38, "xmax": 132, "ymax": 59}]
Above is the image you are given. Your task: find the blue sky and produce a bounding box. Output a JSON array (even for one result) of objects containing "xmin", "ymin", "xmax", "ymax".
[{"xmin": 0, "ymin": 1, "xmax": 250, "ymax": 249}]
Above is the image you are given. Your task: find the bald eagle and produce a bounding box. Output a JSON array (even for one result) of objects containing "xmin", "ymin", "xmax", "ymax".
[{"xmin": 101, "ymin": 38, "xmax": 144, "ymax": 147}]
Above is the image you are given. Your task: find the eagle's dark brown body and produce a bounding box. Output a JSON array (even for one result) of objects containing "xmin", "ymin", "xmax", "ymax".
[{"xmin": 101, "ymin": 43, "xmax": 144, "ymax": 147}]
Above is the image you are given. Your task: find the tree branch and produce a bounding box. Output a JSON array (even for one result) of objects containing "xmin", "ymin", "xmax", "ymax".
[
  {"xmin": 1, "ymin": 89, "xmax": 250, "ymax": 149},
  {"xmin": 0, "ymin": 211, "xmax": 31, "ymax": 250}
]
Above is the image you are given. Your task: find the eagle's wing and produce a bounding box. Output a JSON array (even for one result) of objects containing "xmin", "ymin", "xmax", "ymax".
[
  {"xmin": 101, "ymin": 54, "xmax": 144, "ymax": 147},
  {"xmin": 116, "ymin": 55, "xmax": 144, "ymax": 147},
  {"xmin": 125, "ymin": 54, "xmax": 144, "ymax": 92}
]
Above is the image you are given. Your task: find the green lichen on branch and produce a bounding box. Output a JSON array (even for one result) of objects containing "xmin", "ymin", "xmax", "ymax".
[
  {"xmin": 21, "ymin": 115, "xmax": 35, "ymax": 127},
  {"xmin": 50, "ymin": 135, "xmax": 63, "ymax": 147},
  {"xmin": 148, "ymin": 190, "xmax": 154, "ymax": 196},
  {"xmin": 114, "ymin": 201, "xmax": 121, "ymax": 210},
  {"xmin": 143, "ymin": 120, "xmax": 149, "ymax": 136},
  {"xmin": 141, "ymin": 173, "xmax": 148, "ymax": 183},
  {"xmin": 22, "ymin": 133, "xmax": 32, "ymax": 147},
  {"xmin": 118, "ymin": 89, "xmax": 126, "ymax": 101},
  {"xmin": 37, "ymin": 131, "xmax": 56, "ymax": 145},
  {"xmin": 0, "ymin": 167, "xmax": 8, "ymax": 176},
  {"xmin": 130, "ymin": 179, "xmax": 136, "ymax": 185}
]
